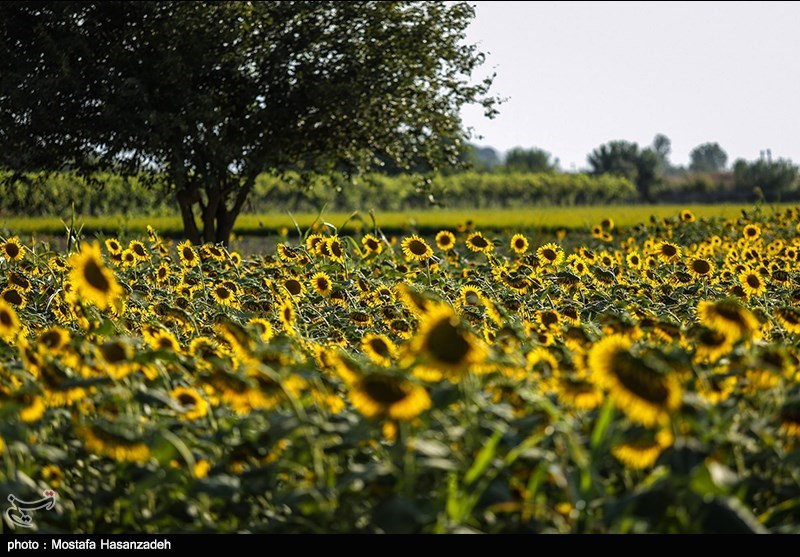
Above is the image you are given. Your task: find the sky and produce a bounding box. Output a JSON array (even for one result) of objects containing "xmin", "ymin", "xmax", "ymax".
[{"xmin": 459, "ymin": 1, "xmax": 800, "ymax": 171}]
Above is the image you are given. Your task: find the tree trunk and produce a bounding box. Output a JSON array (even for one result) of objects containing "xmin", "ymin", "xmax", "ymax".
[{"xmin": 176, "ymin": 186, "xmax": 201, "ymax": 245}]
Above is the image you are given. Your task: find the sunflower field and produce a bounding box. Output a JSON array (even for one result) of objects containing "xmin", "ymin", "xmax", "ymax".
[{"xmin": 1, "ymin": 206, "xmax": 800, "ymax": 533}]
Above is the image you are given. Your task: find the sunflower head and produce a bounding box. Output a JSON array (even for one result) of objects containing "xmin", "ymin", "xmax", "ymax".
[
  {"xmin": 536, "ymin": 243, "xmax": 565, "ymax": 267},
  {"xmin": 1, "ymin": 237, "xmax": 24, "ymax": 261},
  {"xmin": 465, "ymin": 232, "xmax": 493, "ymax": 254},
  {"xmin": 510, "ymin": 233, "xmax": 529, "ymax": 255},
  {"xmin": 401, "ymin": 235, "xmax": 434, "ymax": 261},
  {"xmin": 411, "ymin": 304, "xmax": 486, "ymax": 378},
  {"xmin": 435, "ymin": 230, "xmax": 456, "ymax": 251},
  {"xmin": 349, "ymin": 372, "xmax": 431, "ymax": 421},
  {"xmin": 68, "ymin": 242, "xmax": 123, "ymax": 310}
]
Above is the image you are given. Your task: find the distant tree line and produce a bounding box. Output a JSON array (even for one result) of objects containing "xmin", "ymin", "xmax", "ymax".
[{"xmin": 461, "ymin": 136, "xmax": 800, "ymax": 203}]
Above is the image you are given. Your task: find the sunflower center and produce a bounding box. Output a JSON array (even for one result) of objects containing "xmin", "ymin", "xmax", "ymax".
[
  {"xmin": 540, "ymin": 312, "xmax": 559, "ymax": 327},
  {"xmin": 361, "ymin": 375, "xmax": 408, "ymax": 404},
  {"xmin": 285, "ymin": 280, "xmax": 302, "ymax": 295},
  {"xmin": 183, "ymin": 247, "xmax": 195, "ymax": 260},
  {"xmin": 330, "ymin": 242, "xmax": 342, "ymax": 257},
  {"xmin": 83, "ymin": 258, "xmax": 112, "ymax": 292},
  {"xmin": 692, "ymin": 260, "xmax": 711, "ymax": 274},
  {"xmin": 470, "ymin": 236, "xmax": 489, "ymax": 248},
  {"xmin": 0, "ymin": 309, "xmax": 12, "ymax": 326},
  {"xmin": 408, "ymin": 240, "xmax": 429, "ymax": 256},
  {"xmin": 543, "ymin": 249, "xmax": 557, "ymax": 261},
  {"xmin": 39, "ymin": 331, "xmax": 63, "ymax": 349},
  {"xmin": 5, "ymin": 243, "xmax": 20, "ymax": 258},
  {"xmin": 133, "ymin": 244, "xmax": 146, "ymax": 256},
  {"xmin": 425, "ymin": 317, "xmax": 471, "ymax": 364},
  {"xmin": 746, "ymin": 275, "xmax": 760, "ymax": 288},
  {"xmin": 216, "ymin": 287, "xmax": 231, "ymax": 299},
  {"xmin": 316, "ymin": 278, "xmax": 329, "ymax": 290},
  {"xmin": 101, "ymin": 342, "xmax": 128, "ymax": 363},
  {"xmin": 366, "ymin": 239, "xmax": 379, "ymax": 250},
  {"xmin": 177, "ymin": 393, "xmax": 197, "ymax": 407},
  {"xmin": 610, "ymin": 351, "xmax": 670, "ymax": 404},
  {"xmin": 3, "ymin": 290, "xmax": 22, "ymax": 305},
  {"xmin": 515, "ymin": 239, "xmax": 526, "ymax": 249},
  {"xmin": 661, "ymin": 245, "xmax": 677, "ymax": 257},
  {"xmin": 369, "ymin": 338, "xmax": 390, "ymax": 358}
]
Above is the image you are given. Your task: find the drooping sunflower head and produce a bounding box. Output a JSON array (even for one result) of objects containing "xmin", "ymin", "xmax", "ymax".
[
  {"xmin": 0, "ymin": 300, "xmax": 21, "ymax": 341},
  {"xmin": 588, "ymin": 335, "xmax": 682, "ymax": 426},
  {"xmin": 67, "ymin": 242, "xmax": 123, "ymax": 310},
  {"xmin": 348, "ymin": 372, "xmax": 431, "ymax": 421},
  {"xmin": 361, "ymin": 333, "xmax": 397, "ymax": 366},
  {"xmin": 401, "ymin": 235, "xmax": 434, "ymax": 261},
  {"xmin": 171, "ymin": 386, "xmax": 209, "ymax": 421},
  {"xmin": 36, "ymin": 327, "xmax": 71, "ymax": 354},
  {"xmin": 465, "ymin": 232, "xmax": 494, "ymax": 254},
  {"xmin": 774, "ymin": 306, "xmax": 800, "ymax": 334},
  {"xmin": 697, "ymin": 299, "xmax": 759, "ymax": 342},
  {"xmin": 361, "ymin": 233, "xmax": 383, "ymax": 255},
  {"xmin": 778, "ymin": 398, "xmax": 800, "ymax": 437},
  {"xmin": 411, "ymin": 304, "xmax": 486, "ymax": 378}
]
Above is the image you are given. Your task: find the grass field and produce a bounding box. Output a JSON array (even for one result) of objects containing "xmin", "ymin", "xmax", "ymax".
[{"xmin": 2, "ymin": 203, "xmax": 795, "ymax": 238}]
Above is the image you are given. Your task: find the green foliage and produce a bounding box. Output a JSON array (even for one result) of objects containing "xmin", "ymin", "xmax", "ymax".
[
  {"xmin": 733, "ymin": 158, "xmax": 799, "ymax": 201},
  {"xmin": 0, "ymin": 171, "xmax": 637, "ymax": 219},
  {"xmin": 501, "ymin": 147, "xmax": 557, "ymax": 173},
  {"xmin": 587, "ymin": 141, "xmax": 661, "ymax": 202},
  {"xmin": 0, "ymin": 2, "xmax": 498, "ymax": 243}
]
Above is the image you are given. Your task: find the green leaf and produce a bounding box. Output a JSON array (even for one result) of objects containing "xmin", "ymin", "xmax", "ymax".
[{"xmin": 464, "ymin": 429, "xmax": 502, "ymax": 486}]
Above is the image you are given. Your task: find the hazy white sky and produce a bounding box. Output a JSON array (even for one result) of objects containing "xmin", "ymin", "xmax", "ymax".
[{"xmin": 459, "ymin": 1, "xmax": 800, "ymax": 171}]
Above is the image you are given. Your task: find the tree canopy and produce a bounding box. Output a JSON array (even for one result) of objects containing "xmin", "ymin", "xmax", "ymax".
[
  {"xmin": 587, "ymin": 140, "xmax": 659, "ymax": 202},
  {"xmin": 689, "ymin": 142, "xmax": 728, "ymax": 173},
  {"xmin": 0, "ymin": 1, "xmax": 498, "ymax": 243}
]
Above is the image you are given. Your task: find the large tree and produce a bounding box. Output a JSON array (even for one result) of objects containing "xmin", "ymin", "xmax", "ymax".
[
  {"xmin": 0, "ymin": 1, "xmax": 498, "ymax": 244},
  {"xmin": 587, "ymin": 140, "xmax": 660, "ymax": 202},
  {"xmin": 689, "ymin": 142, "xmax": 728, "ymax": 173}
]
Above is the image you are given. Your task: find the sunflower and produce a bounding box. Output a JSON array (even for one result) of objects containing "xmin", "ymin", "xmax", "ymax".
[
  {"xmin": 775, "ymin": 307, "xmax": 800, "ymax": 334},
  {"xmin": 0, "ymin": 300, "xmax": 21, "ymax": 341},
  {"xmin": 589, "ymin": 335, "xmax": 682, "ymax": 426},
  {"xmin": 1, "ymin": 288, "xmax": 25, "ymax": 308},
  {"xmin": 779, "ymin": 399, "xmax": 800, "ymax": 437},
  {"xmin": 326, "ymin": 236, "xmax": 345, "ymax": 263},
  {"xmin": 612, "ymin": 429, "xmax": 673, "ymax": 469},
  {"xmin": 361, "ymin": 333, "xmax": 397, "ymax": 367},
  {"xmin": 348, "ymin": 373, "xmax": 431, "ymax": 421},
  {"xmin": 211, "ymin": 284, "xmax": 238, "ymax": 307},
  {"xmin": 148, "ymin": 329, "xmax": 180, "ymax": 353},
  {"xmin": 465, "ymin": 232, "xmax": 494, "ymax": 254},
  {"xmin": 687, "ymin": 257, "xmax": 714, "ymax": 279},
  {"xmin": 283, "ymin": 277, "xmax": 305, "ymax": 297},
  {"xmin": 279, "ymin": 298, "xmax": 297, "ymax": 330},
  {"xmin": 1, "ymin": 237, "xmax": 24, "ymax": 261},
  {"xmin": 104, "ymin": 238, "xmax": 122, "ymax": 255},
  {"xmin": 128, "ymin": 240, "xmax": 150, "ymax": 262},
  {"xmin": 361, "ymin": 234, "xmax": 383, "ymax": 255},
  {"xmin": 401, "ymin": 235, "xmax": 434, "ymax": 261},
  {"xmin": 410, "ymin": 304, "xmax": 486, "ymax": 377},
  {"xmin": 36, "ymin": 327, "xmax": 70, "ymax": 354},
  {"xmin": 245, "ymin": 317, "xmax": 274, "ymax": 343},
  {"xmin": 98, "ymin": 338, "xmax": 136, "ymax": 379},
  {"xmin": 78, "ymin": 424, "xmax": 151, "ymax": 463},
  {"xmin": 567, "ymin": 254, "xmax": 590, "ymax": 276},
  {"xmin": 389, "ymin": 318, "xmax": 413, "ymax": 340},
  {"xmin": 679, "ymin": 209, "xmax": 696, "ymax": 223},
  {"xmin": 697, "ymin": 299, "xmax": 759, "ymax": 343},
  {"xmin": 742, "ymin": 224, "xmax": 761, "ymax": 241},
  {"xmin": 68, "ymin": 242, "xmax": 123, "ymax": 310},
  {"xmin": 626, "ymin": 252, "xmax": 643, "ymax": 269},
  {"xmin": 739, "ymin": 270, "xmax": 766, "ymax": 297},
  {"xmin": 459, "ymin": 285, "xmax": 484, "ymax": 307},
  {"xmin": 556, "ymin": 376, "xmax": 604, "ymax": 410},
  {"xmin": 177, "ymin": 241, "xmax": 199, "ymax": 267},
  {"xmin": 171, "ymin": 386, "xmax": 209, "ymax": 420},
  {"xmin": 7, "ymin": 271, "xmax": 32, "ymax": 293},
  {"xmin": 536, "ymin": 242, "xmax": 565, "ymax": 267},
  {"xmin": 510, "ymin": 233, "xmax": 529, "ymax": 255},
  {"xmin": 692, "ymin": 327, "xmax": 733, "ymax": 363},
  {"xmin": 657, "ymin": 241, "xmax": 681, "ymax": 263},
  {"xmin": 435, "ymin": 230, "xmax": 456, "ymax": 251},
  {"xmin": 202, "ymin": 244, "xmax": 227, "ymax": 262}
]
